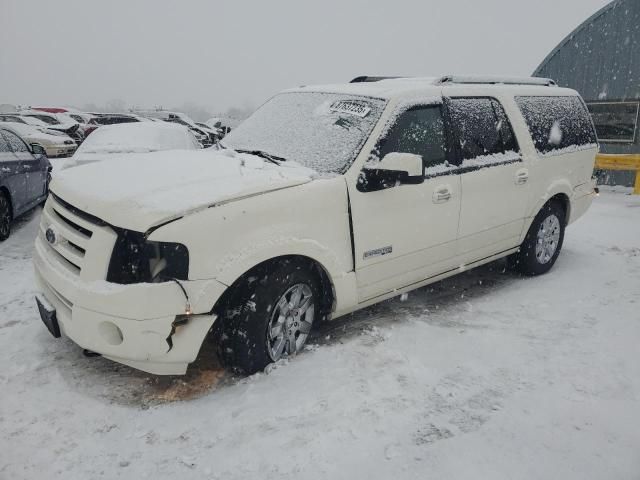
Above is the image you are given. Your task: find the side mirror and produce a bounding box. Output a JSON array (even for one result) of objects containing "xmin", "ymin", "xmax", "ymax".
[
  {"xmin": 358, "ymin": 153, "xmax": 424, "ymax": 192},
  {"xmin": 30, "ymin": 143, "xmax": 47, "ymax": 156}
]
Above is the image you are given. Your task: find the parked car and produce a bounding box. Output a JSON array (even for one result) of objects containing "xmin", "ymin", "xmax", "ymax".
[
  {"xmin": 19, "ymin": 111, "xmax": 85, "ymax": 144},
  {"xmin": 135, "ymin": 110, "xmax": 213, "ymax": 147},
  {"xmin": 88, "ymin": 113, "xmax": 152, "ymax": 126},
  {"xmin": 0, "ymin": 122, "xmax": 77, "ymax": 158},
  {"xmin": 205, "ymin": 116, "xmax": 241, "ymax": 135},
  {"xmin": 0, "ymin": 114, "xmax": 47, "ymax": 127},
  {"xmin": 33, "ymin": 76, "xmax": 598, "ymax": 375},
  {"xmin": 0, "ymin": 127, "xmax": 51, "ymax": 241},
  {"xmin": 61, "ymin": 122, "xmax": 201, "ymax": 169},
  {"xmin": 195, "ymin": 122, "xmax": 222, "ymax": 144}
]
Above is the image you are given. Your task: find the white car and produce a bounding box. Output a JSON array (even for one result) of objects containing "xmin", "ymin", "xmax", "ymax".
[
  {"xmin": 61, "ymin": 122, "xmax": 201, "ymax": 169},
  {"xmin": 33, "ymin": 76, "xmax": 598, "ymax": 375},
  {"xmin": 0, "ymin": 122, "xmax": 77, "ymax": 157}
]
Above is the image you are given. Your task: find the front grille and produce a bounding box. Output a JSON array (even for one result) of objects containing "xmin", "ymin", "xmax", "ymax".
[{"xmin": 40, "ymin": 195, "xmax": 103, "ymax": 277}]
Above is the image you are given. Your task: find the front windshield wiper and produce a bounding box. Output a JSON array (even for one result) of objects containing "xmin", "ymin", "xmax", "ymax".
[{"xmin": 234, "ymin": 149, "xmax": 287, "ymax": 165}]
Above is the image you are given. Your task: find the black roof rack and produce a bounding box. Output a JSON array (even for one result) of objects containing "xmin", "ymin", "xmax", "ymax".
[
  {"xmin": 350, "ymin": 76, "xmax": 404, "ymax": 83},
  {"xmin": 436, "ymin": 75, "xmax": 557, "ymax": 86},
  {"xmin": 349, "ymin": 75, "xmax": 557, "ymax": 87}
]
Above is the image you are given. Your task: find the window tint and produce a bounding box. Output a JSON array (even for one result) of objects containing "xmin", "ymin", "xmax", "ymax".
[
  {"xmin": 375, "ymin": 105, "xmax": 447, "ymax": 170},
  {"xmin": 0, "ymin": 132, "xmax": 13, "ymax": 153},
  {"xmin": 587, "ymin": 102, "xmax": 639, "ymax": 143},
  {"xmin": 516, "ymin": 96, "xmax": 597, "ymax": 154},
  {"xmin": 448, "ymin": 97, "xmax": 519, "ymax": 162},
  {"xmin": 2, "ymin": 130, "xmax": 29, "ymax": 153}
]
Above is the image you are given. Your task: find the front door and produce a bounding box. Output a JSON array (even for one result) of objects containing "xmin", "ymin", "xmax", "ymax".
[{"xmin": 348, "ymin": 103, "xmax": 462, "ymax": 302}]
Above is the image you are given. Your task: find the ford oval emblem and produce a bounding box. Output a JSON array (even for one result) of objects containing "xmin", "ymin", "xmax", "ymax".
[{"xmin": 45, "ymin": 227, "xmax": 57, "ymax": 246}]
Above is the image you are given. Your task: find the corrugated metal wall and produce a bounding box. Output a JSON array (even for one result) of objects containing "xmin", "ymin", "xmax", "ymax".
[{"xmin": 534, "ymin": 0, "xmax": 639, "ymax": 186}]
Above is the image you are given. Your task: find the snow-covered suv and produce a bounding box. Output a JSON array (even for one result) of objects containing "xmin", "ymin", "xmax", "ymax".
[{"xmin": 33, "ymin": 76, "xmax": 598, "ymax": 375}]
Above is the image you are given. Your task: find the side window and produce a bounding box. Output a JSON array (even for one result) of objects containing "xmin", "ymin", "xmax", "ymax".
[
  {"xmin": 448, "ymin": 97, "xmax": 520, "ymax": 163},
  {"xmin": 0, "ymin": 132, "xmax": 13, "ymax": 155},
  {"xmin": 2, "ymin": 130, "xmax": 29, "ymax": 153},
  {"xmin": 374, "ymin": 105, "xmax": 447, "ymax": 170},
  {"xmin": 515, "ymin": 96, "xmax": 597, "ymax": 155}
]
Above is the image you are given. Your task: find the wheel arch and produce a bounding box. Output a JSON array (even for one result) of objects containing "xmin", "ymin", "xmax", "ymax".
[
  {"xmin": 521, "ymin": 182, "xmax": 572, "ymax": 242},
  {"xmin": 0, "ymin": 185, "xmax": 14, "ymax": 219},
  {"xmin": 212, "ymin": 254, "xmax": 337, "ymax": 320}
]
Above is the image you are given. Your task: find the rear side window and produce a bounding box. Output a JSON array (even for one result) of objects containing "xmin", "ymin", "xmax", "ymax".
[
  {"xmin": 448, "ymin": 97, "xmax": 520, "ymax": 166},
  {"xmin": 375, "ymin": 105, "xmax": 448, "ymax": 170},
  {"xmin": 0, "ymin": 132, "xmax": 13, "ymax": 153},
  {"xmin": 516, "ymin": 96, "xmax": 597, "ymax": 155},
  {"xmin": 2, "ymin": 130, "xmax": 29, "ymax": 153}
]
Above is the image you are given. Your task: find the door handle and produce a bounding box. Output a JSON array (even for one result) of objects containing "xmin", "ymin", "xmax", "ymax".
[
  {"xmin": 515, "ymin": 169, "xmax": 529, "ymax": 185},
  {"xmin": 433, "ymin": 185, "xmax": 452, "ymax": 203}
]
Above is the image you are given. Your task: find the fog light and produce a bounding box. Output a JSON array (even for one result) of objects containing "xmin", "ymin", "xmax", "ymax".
[{"xmin": 98, "ymin": 321, "xmax": 124, "ymax": 346}]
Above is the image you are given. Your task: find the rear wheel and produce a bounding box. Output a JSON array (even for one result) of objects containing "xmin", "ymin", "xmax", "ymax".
[
  {"xmin": 216, "ymin": 259, "xmax": 320, "ymax": 374},
  {"xmin": 509, "ymin": 200, "xmax": 565, "ymax": 276},
  {"xmin": 0, "ymin": 192, "xmax": 11, "ymax": 241}
]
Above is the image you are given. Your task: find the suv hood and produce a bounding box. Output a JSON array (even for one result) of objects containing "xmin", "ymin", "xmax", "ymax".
[{"xmin": 50, "ymin": 149, "xmax": 315, "ymax": 232}]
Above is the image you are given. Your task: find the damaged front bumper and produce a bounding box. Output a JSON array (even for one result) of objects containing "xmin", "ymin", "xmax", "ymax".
[{"xmin": 33, "ymin": 236, "xmax": 227, "ymax": 375}]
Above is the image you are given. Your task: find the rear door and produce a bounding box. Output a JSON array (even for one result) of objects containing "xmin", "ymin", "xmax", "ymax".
[
  {"xmin": 349, "ymin": 102, "xmax": 462, "ymax": 301},
  {"xmin": 446, "ymin": 96, "xmax": 530, "ymax": 262},
  {"xmin": 0, "ymin": 130, "xmax": 27, "ymax": 212}
]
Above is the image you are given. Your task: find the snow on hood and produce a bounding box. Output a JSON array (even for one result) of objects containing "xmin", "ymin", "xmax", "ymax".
[{"xmin": 50, "ymin": 149, "xmax": 315, "ymax": 232}]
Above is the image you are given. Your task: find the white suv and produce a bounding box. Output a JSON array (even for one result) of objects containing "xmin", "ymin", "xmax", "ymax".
[{"xmin": 33, "ymin": 76, "xmax": 598, "ymax": 375}]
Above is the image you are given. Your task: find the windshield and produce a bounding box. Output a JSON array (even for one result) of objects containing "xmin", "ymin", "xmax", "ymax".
[{"xmin": 223, "ymin": 92, "xmax": 386, "ymax": 174}]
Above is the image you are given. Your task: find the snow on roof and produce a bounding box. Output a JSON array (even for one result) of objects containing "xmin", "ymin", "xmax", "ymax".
[
  {"xmin": 289, "ymin": 77, "xmax": 442, "ymax": 99},
  {"xmin": 289, "ymin": 76, "xmax": 570, "ymax": 100}
]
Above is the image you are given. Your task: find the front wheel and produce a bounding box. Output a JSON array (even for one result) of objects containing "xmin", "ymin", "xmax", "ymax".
[
  {"xmin": 509, "ymin": 200, "xmax": 565, "ymax": 276},
  {"xmin": 0, "ymin": 193, "xmax": 11, "ymax": 241},
  {"xmin": 216, "ymin": 259, "xmax": 320, "ymax": 374}
]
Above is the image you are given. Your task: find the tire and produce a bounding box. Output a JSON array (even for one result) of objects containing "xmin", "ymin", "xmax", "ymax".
[
  {"xmin": 216, "ymin": 259, "xmax": 321, "ymax": 374},
  {"xmin": 509, "ymin": 200, "xmax": 566, "ymax": 276},
  {"xmin": 0, "ymin": 192, "xmax": 11, "ymax": 242}
]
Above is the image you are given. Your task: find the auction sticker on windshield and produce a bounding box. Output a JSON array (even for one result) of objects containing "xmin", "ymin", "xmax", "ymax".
[{"xmin": 330, "ymin": 100, "xmax": 372, "ymax": 118}]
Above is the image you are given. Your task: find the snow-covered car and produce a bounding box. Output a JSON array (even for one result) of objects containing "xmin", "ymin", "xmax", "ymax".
[
  {"xmin": 61, "ymin": 122, "xmax": 201, "ymax": 169},
  {"xmin": 20, "ymin": 111, "xmax": 84, "ymax": 144},
  {"xmin": 0, "ymin": 122, "xmax": 77, "ymax": 157},
  {"xmin": 195, "ymin": 122, "xmax": 222, "ymax": 143},
  {"xmin": 88, "ymin": 113, "xmax": 149, "ymax": 126},
  {"xmin": 135, "ymin": 110, "xmax": 213, "ymax": 147},
  {"xmin": 33, "ymin": 76, "xmax": 598, "ymax": 376},
  {"xmin": 0, "ymin": 127, "xmax": 50, "ymax": 241}
]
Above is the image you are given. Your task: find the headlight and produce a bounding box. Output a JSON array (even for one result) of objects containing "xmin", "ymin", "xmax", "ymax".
[{"xmin": 107, "ymin": 229, "xmax": 189, "ymax": 284}]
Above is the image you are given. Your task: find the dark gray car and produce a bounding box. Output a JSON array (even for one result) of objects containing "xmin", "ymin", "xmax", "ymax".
[{"xmin": 0, "ymin": 127, "xmax": 51, "ymax": 241}]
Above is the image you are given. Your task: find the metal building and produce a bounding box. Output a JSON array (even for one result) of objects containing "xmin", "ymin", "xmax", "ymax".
[{"xmin": 534, "ymin": 0, "xmax": 640, "ymax": 188}]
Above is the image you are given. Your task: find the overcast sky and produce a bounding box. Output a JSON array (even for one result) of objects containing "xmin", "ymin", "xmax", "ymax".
[{"xmin": 1, "ymin": 0, "xmax": 611, "ymax": 115}]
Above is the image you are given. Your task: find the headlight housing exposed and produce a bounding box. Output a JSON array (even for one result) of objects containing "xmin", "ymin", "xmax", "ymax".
[{"xmin": 107, "ymin": 229, "xmax": 189, "ymax": 284}]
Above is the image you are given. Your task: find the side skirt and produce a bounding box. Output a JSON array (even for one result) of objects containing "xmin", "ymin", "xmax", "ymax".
[{"xmin": 331, "ymin": 246, "xmax": 519, "ymax": 320}]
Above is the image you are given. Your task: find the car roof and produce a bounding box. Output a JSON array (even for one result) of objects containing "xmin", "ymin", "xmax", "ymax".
[{"xmin": 288, "ymin": 76, "xmax": 579, "ymax": 101}]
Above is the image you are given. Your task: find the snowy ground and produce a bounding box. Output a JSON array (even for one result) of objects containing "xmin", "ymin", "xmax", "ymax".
[{"xmin": 1, "ymin": 189, "xmax": 639, "ymax": 480}]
